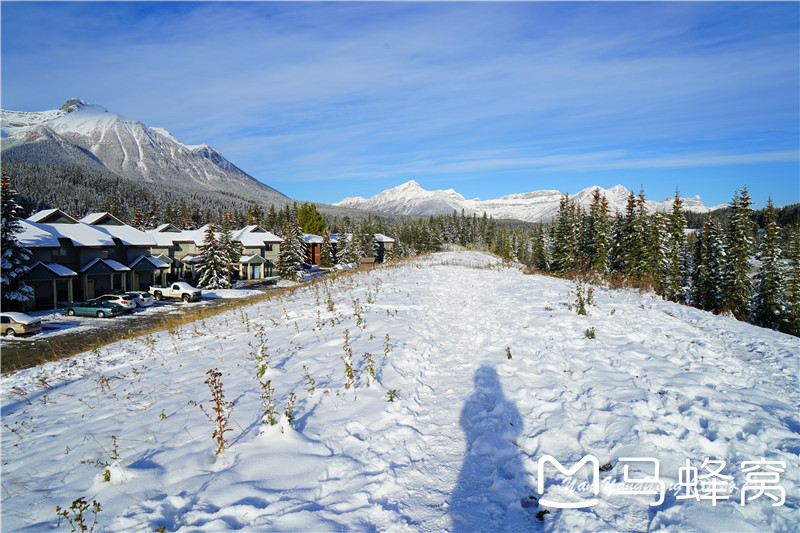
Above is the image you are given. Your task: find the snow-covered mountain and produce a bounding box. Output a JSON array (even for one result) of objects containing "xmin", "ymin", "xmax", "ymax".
[
  {"xmin": 1, "ymin": 98, "xmax": 287, "ymax": 202},
  {"xmin": 335, "ymin": 180, "xmax": 725, "ymax": 222}
]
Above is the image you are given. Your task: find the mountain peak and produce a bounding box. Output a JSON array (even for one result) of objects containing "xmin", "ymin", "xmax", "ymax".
[
  {"xmin": 398, "ymin": 180, "xmax": 422, "ymax": 190},
  {"xmin": 59, "ymin": 98, "xmax": 89, "ymax": 114}
]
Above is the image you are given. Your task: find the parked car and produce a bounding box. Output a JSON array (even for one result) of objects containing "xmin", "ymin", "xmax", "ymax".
[
  {"xmin": 63, "ymin": 300, "xmax": 125, "ymax": 318},
  {"xmin": 91, "ymin": 293, "xmax": 137, "ymax": 312},
  {"xmin": 1, "ymin": 312, "xmax": 43, "ymax": 336},
  {"xmin": 125, "ymin": 291, "xmax": 154, "ymax": 308}
]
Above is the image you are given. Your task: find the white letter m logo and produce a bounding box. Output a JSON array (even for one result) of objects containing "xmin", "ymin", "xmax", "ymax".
[{"xmin": 537, "ymin": 454, "xmax": 600, "ymax": 508}]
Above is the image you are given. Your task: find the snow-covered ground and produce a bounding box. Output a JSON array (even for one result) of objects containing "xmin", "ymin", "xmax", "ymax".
[{"xmin": 1, "ymin": 252, "xmax": 797, "ymax": 532}]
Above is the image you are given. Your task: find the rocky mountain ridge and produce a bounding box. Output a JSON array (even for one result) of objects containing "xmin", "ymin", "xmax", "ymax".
[{"xmin": 335, "ymin": 180, "xmax": 726, "ymax": 222}]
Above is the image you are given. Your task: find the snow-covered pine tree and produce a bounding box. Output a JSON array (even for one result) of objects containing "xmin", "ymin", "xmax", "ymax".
[
  {"xmin": 783, "ymin": 225, "xmax": 800, "ymax": 336},
  {"xmin": 293, "ymin": 222, "xmax": 308, "ymax": 266},
  {"xmin": 196, "ymin": 223, "xmax": 229, "ymax": 289},
  {"xmin": 1, "ymin": 169, "xmax": 34, "ymax": 308},
  {"xmin": 752, "ymin": 198, "xmax": 787, "ymax": 331},
  {"xmin": 277, "ymin": 220, "xmax": 298, "ymax": 280},
  {"xmin": 130, "ymin": 208, "xmax": 146, "ymax": 231},
  {"xmin": 587, "ymin": 189, "xmax": 612, "ymax": 275},
  {"xmin": 246, "ymin": 204, "xmax": 264, "ymax": 226},
  {"xmin": 615, "ymin": 191, "xmax": 647, "ymax": 278},
  {"xmin": 663, "ymin": 188, "xmax": 688, "ymax": 302},
  {"xmin": 690, "ymin": 215, "xmax": 724, "ymax": 312},
  {"xmin": 218, "ymin": 211, "xmax": 243, "ymax": 287},
  {"xmin": 551, "ymin": 194, "xmax": 580, "ymax": 274},
  {"xmin": 145, "ymin": 200, "xmax": 160, "ymax": 229},
  {"xmin": 320, "ymin": 228, "xmax": 333, "ymax": 268},
  {"xmin": 357, "ymin": 221, "xmax": 373, "ymax": 260},
  {"xmin": 723, "ymin": 186, "xmax": 755, "ymax": 319},
  {"xmin": 644, "ymin": 211, "xmax": 667, "ymax": 289},
  {"xmin": 334, "ymin": 227, "xmax": 361, "ymax": 264}
]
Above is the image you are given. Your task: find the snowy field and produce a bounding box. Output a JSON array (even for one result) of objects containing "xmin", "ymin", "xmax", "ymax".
[{"xmin": 1, "ymin": 251, "xmax": 797, "ymax": 532}]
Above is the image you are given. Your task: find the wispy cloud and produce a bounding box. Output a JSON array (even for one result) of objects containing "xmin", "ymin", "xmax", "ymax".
[{"xmin": 1, "ymin": 1, "xmax": 797, "ymax": 206}]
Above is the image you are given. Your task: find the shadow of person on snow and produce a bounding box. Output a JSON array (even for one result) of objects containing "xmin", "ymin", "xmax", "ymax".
[{"xmin": 449, "ymin": 365, "xmax": 537, "ymax": 532}]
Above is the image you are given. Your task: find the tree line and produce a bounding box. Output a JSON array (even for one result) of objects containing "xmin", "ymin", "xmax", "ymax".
[{"xmin": 3, "ymin": 161, "xmax": 798, "ymax": 335}]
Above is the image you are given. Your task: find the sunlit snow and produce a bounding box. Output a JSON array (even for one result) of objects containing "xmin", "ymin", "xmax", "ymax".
[{"xmin": 1, "ymin": 251, "xmax": 796, "ymax": 532}]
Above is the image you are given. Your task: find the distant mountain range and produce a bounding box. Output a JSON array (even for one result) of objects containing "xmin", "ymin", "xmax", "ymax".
[
  {"xmin": 1, "ymin": 98, "xmax": 288, "ymax": 205},
  {"xmin": 335, "ymin": 180, "xmax": 726, "ymax": 222}
]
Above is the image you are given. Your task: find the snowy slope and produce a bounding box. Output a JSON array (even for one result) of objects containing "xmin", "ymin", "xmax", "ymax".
[
  {"xmin": 0, "ymin": 99, "xmax": 286, "ymax": 201},
  {"xmin": 335, "ymin": 181, "xmax": 725, "ymax": 222},
  {"xmin": 1, "ymin": 252, "xmax": 797, "ymax": 532}
]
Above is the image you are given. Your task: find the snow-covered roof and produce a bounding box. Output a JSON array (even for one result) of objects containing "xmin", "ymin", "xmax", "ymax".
[
  {"xmin": 24, "ymin": 261, "xmax": 78, "ymax": 277},
  {"xmin": 147, "ymin": 226, "xmax": 208, "ymax": 247},
  {"xmin": 78, "ymin": 213, "xmax": 157, "ymax": 246},
  {"xmin": 128, "ymin": 255, "xmax": 170, "ymax": 269},
  {"xmin": 15, "ymin": 219, "xmax": 116, "ymax": 248},
  {"xmin": 80, "ymin": 212, "xmax": 125, "ymax": 226},
  {"xmin": 173, "ymin": 225, "xmax": 213, "ymax": 246},
  {"xmin": 374, "ymin": 233, "xmax": 395, "ymax": 243},
  {"xmin": 79, "ymin": 257, "xmax": 131, "ymax": 273},
  {"xmin": 304, "ymin": 233, "xmax": 323, "ymax": 244},
  {"xmin": 153, "ymin": 223, "xmax": 182, "ymax": 233},
  {"xmin": 27, "ymin": 209, "xmax": 80, "ymax": 224},
  {"xmin": 239, "ymin": 255, "xmax": 267, "ymax": 264},
  {"xmin": 234, "ymin": 226, "xmax": 282, "ymax": 246}
]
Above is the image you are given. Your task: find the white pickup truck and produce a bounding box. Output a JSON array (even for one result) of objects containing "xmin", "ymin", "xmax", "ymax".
[{"xmin": 149, "ymin": 282, "xmax": 202, "ymax": 302}]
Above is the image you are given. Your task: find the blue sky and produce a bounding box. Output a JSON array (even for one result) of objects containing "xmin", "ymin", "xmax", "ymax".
[{"xmin": 2, "ymin": 1, "xmax": 798, "ymax": 209}]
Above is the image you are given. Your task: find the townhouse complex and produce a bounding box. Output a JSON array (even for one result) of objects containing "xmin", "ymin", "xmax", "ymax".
[{"xmin": 13, "ymin": 209, "xmax": 394, "ymax": 311}]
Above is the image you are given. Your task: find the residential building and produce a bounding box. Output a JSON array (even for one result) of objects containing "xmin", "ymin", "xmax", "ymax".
[{"xmin": 16, "ymin": 209, "xmax": 167, "ymax": 310}]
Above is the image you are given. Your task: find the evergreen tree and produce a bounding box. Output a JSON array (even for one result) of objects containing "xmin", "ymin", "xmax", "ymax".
[
  {"xmin": 247, "ymin": 204, "xmax": 264, "ymax": 226},
  {"xmin": 145, "ymin": 200, "xmax": 160, "ymax": 229},
  {"xmin": 587, "ymin": 189, "xmax": 612, "ymax": 274},
  {"xmin": 551, "ymin": 194, "xmax": 580, "ymax": 274},
  {"xmin": 615, "ymin": 192, "xmax": 646, "ymax": 277},
  {"xmin": 320, "ymin": 228, "xmax": 333, "ymax": 268},
  {"xmin": 130, "ymin": 208, "xmax": 146, "ymax": 231},
  {"xmin": 218, "ymin": 211, "xmax": 243, "ymax": 287},
  {"xmin": 266, "ymin": 204, "xmax": 278, "ymax": 232},
  {"xmin": 663, "ymin": 188, "xmax": 688, "ymax": 302},
  {"xmin": 644, "ymin": 212, "xmax": 667, "ymax": 289},
  {"xmin": 691, "ymin": 215, "xmax": 724, "ymax": 312},
  {"xmin": 752, "ymin": 199, "xmax": 786, "ymax": 330},
  {"xmin": 298, "ymin": 203, "xmax": 326, "ymax": 235},
  {"xmin": 782, "ymin": 226, "xmax": 800, "ymax": 335},
  {"xmin": 723, "ymin": 186, "xmax": 755, "ymax": 319},
  {"xmin": 337, "ymin": 230, "xmax": 362, "ymax": 264},
  {"xmin": 1, "ymin": 169, "xmax": 34, "ymax": 308},
  {"xmin": 277, "ymin": 218, "xmax": 307, "ymax": 279},
  {"xmin": 196, "ymin": 224, "xmax": 229, "ymax": 289}
]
